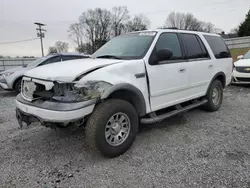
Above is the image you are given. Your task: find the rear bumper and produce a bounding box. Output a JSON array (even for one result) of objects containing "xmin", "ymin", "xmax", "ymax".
[{"xmin": 16, "ymin": 94, "xmax": 95, "ymax": 123}]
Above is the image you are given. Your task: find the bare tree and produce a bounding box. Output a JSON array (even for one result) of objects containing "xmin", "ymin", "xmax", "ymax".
[
  {"xmin": 111, "ymin": 6, "xmax": 130, "ymax": 36},
  {"xmin": 54, "ymin": 41, "xmax": 69, "ymax": 53},
  {"xmin": 164, "ymin": 12, "xmax": 205, "ymax": 31},
  {"xmin": 79, "ymin": 8, "xmax": 112, "ymax": 53},
  {"xmin": 126, "ymin": 14, "xmax": 150, "ymax": 32},
  {"xmin": 48, "ymin": 46, "xmax": 58, "ymax": 54},
  {"xmin": 201, "ymin": 22, "xmax": 215, "ymax": 33},
  {"xmin": 68, "ymin": 23, "xmax": 84, "ymax": 49}
]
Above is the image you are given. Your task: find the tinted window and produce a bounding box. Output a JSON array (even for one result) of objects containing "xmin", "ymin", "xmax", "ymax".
[
  {"xmin": 62, "ymin": 55, "xmax": 85, "ymax": 61},
  {"xmin": 40, "ymin": 56, "xmax": 61, "ymax": 66},
  {"xmin": 196, "ymin": 36, "xmax": 209, "ymax": 58},
  {"xmin": 204, "ymin": 35, "xmax": 231, "ymax": 59},
  {"xmin": 155, "ymin": 33, "xmax": 182, "ymax": 60},
  {"xmin": 180, "ymin": 34, "xmax": 204, "ymax": 59}
]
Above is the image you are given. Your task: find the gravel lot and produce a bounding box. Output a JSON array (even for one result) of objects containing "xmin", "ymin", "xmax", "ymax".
[{"xmin": 1, "ymin": 86, "xmax": 250, "ymax": 188}]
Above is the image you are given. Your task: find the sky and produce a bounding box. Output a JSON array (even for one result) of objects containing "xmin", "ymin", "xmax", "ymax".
[{"xmin": 1, "ymin": 0, "xmax": 249, "ymax": 57}]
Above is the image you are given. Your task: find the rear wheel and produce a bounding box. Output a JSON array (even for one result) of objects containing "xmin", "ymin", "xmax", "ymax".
[
  {"xmin": 202, "ymin": 79, "xmax": 223, "ymax": 112},
  {"xmin": 85, "ymin": 99, "xmax": 138, "ymax": 158},
  {"xmin": 14, "ymin": 79, "xmax": 22, "ymax": 93}
]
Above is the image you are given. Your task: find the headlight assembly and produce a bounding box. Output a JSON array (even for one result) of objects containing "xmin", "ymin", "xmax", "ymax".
[
  {"xmin": 52, "ymin": 81, "xmax": 112, "ymax": 102},
  {"xmin": 2, "ymin": 72, "xmax": 14, "ymax": 77}
]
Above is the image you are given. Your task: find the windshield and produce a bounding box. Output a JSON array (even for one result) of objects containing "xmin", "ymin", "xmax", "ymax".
[
  {"xmin": 243, "ymin": 50, "xmax": 250, "ymax": 59},
  {"xmin": 26, "ymin": 56, "xmax": 50, "ymax": 67},
  {"xmin": 92, "ymin": 31, "xmax": 157, "ymax": 60}
]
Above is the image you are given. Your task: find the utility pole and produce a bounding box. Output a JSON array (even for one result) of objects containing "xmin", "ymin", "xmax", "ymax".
[{"xmin": 34, "ymin": 22, "xmax": 46, "ymax": 57}]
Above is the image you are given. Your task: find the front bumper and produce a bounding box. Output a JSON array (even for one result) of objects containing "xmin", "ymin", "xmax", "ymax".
[
  {"xmin": 232, "ymin": 70, "xmax": 250, "ymax": 84},
  {"xmin": 16, "ymin": 94, "xmax": 95, "ymax": 124}
]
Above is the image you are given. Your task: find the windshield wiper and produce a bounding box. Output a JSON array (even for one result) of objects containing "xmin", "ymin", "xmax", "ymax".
[{"xmin": 95, "ymin": 55, "xmax": 121, "ymax": 59}]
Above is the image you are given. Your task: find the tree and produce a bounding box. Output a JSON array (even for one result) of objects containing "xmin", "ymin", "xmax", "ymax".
[
  {"xmin": 48, "ymin": 46, "xmax": 58, "ymax": 54},
  {"xmin": 111, "ymin": 6, "xmax": 130, "ymax": 36},
  {"xmin": 79, "ymin": 8, "xmax": 112, "ymax": 53},
  {"xmin": 68, "ymin": 23, "xmax": 84, "ymax": 50},
  {"xmin": 164, "ymin": 12, "xmax": 203, "ymax": 31},
  {"xmin": 126, "ymin": 14, "xmax": 150, "ymax": 32},
  {"xmin": 54, "ymin": 41, "xmax": 69, "ymax": 53},
  {"xmin": 238, "ymin": 9, "xmax": 250, "ymax": 37}
]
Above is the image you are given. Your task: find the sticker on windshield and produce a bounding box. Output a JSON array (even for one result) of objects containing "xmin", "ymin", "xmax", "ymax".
[{"xmin": 139, "ymin": 32, "xmax": 156, "ymax": 36}]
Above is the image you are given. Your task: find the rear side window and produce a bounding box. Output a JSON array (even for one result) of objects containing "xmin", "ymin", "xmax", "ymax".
[
  {"xmin": 62, "ymin": 55, "xmax": 86, "ymax": 61},
  {"xmin": 180, "ymin": 34, "xmax": 205, "ymax": 59},
  {"xmin": 39, "ymin": 56, "xmax": 61, "ymax": 66},
  {"xmin": 203, "ymin": 35, "xmax": 231, "ymax": 59}
]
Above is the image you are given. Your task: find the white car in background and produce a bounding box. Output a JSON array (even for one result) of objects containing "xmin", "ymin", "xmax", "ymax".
[
  {"xmin": 232, "ymin": 50, "xmax": 250, "ymax": 84},
  {"xmin": 0, "ymin": 53, "xmax": 89, "ymax": 92}
]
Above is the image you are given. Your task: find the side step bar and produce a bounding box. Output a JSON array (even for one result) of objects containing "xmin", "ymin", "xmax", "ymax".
[{"xmin": 140, "ymin": 99, "xmax": 208, "ymax": 124}]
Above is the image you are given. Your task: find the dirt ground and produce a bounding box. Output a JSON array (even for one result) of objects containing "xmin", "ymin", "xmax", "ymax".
[{"xmin": 1, "ymin": 86, "xmax": 250, "ymax": 188}]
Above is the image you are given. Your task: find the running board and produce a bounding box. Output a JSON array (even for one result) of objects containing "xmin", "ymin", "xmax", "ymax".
[{"xmin": 140, "ymin": 99, "xmax": 208, "ymax": 124}]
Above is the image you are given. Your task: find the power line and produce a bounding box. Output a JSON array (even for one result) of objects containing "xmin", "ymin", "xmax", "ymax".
[{"xmin": 0, "ymin": 38, "xmax": 39, "ymax": 44}]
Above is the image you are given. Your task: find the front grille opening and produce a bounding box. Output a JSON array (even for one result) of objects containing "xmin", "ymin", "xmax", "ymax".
[{"xmin": 236, "ymin": 77, "xmax": 250, "ymax": 82}]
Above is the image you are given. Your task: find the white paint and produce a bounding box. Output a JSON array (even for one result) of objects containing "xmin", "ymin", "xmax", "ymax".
[
  {"xmin": 16, "ymin": 29, "xmax": 233, "ymax": 122},
  {"xmin": 24, "ymin": 58, "xmax": 123, "ymax": 82},
  {"xmin": 16, "ymin": 100, "xmax": 95, "ymax": 122}
]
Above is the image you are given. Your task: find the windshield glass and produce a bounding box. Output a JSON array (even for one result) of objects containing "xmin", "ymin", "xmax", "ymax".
[
  {"xmin": 26, "ymin": 56, "xmax": 50, "ymax": 67},
  {"xmin": 92, "ymin": 31, "xmax": 157, "ymax": 59},
  {"xmin": 243, "ymin": 50, "xmax": 250, "ymax": 59}
]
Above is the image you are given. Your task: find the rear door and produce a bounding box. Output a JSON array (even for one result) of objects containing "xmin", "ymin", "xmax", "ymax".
[
  {"xmin": 179, "ymin": 33, "xmax": 212, "ymax": 96},
  {"xmin": 203, "ymin": 35, "xmax": 232, "ymax": 86},
  {"xmin": 145, "ymin": 32, "xmax": 190, "ymax": 111}
]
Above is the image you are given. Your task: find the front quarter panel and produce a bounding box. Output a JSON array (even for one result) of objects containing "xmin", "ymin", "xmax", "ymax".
[
  {"xmin": 77, "ymin": 59, "xmax": 151, "ymax": 113},
  {"xmin": 4, "ymin": 67, "xmax": 31, "ymax": 89}
]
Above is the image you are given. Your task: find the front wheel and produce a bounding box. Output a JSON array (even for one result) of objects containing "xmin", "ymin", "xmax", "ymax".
[
  {"xmin": 85, "ymin": 99, "xmax": 138, "ymax": 158},
  {"xmin": 202, "ymin": 79, "xmax": 223, "ymax": 112}
]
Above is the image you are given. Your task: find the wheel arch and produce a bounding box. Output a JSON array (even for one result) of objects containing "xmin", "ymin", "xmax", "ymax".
[
  {"xmin": 13, "ymin": 76, "xmax": 23, "ymax": 89},
  {"xmin": 206, "ymin": 72, "xmax": 226, "ymax": 94},
  {"xmin": 101, "ymin": 83, "xmax": 147, "ymax": 117}
]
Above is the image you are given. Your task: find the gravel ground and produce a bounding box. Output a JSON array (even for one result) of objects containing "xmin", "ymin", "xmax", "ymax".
[{"xmin": 1, "ymin": 86, "xmax": 250, "ymax": 188}]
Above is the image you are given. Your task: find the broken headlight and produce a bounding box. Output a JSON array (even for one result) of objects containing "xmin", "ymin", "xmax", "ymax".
[{"xmin": 52, "ymin": 81, "xmax": 112, "ymax": 102}]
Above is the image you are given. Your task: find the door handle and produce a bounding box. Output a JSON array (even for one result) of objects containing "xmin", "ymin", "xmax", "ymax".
[
  {"xmin": 179, "ymin": 68, "xmax": 186, "ymax": 73},
  {"xmin": 208, "ymin": 65, "xmax": 213, "ymax": 68}
]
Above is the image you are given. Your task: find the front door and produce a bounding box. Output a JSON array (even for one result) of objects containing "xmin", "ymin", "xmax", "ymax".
[{"xmin": 145, "ymin": 32, "xmax": 190, "ymax": 112}]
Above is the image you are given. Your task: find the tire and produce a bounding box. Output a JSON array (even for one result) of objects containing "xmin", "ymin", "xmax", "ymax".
[
  {"xmin": 85, "ymin": 99, "xmax": 138, "ymax": 158},
  {"xmin": 202, "ymin": 79, "xmax": 223, "ymax": 112},
  {"xmin": 14, "ymin": 79, "xmax": 22, "ymax": 93}
]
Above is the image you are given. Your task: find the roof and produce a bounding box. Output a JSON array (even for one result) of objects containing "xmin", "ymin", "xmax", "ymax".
[
  {"xmin": 49, "ymin": 52, "xmax": 89, "ymax": 56},
  {"xmin": 129, "ymin": 29, "xmax": 220, "ymax": 37}
]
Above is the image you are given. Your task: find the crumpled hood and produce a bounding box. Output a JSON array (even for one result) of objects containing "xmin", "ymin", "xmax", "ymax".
[
  {"xmin": 234, "ymin": 59, "xmax": 250, "ymax": 67},
  {"xmin": 24, "ymin": 58, "xmax": 123, "ymax": 82}
]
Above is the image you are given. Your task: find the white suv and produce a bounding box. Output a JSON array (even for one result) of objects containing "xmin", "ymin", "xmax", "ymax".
[{"xmin": 15, "ymin": 29, "xmax": 232, "ymax": 157}]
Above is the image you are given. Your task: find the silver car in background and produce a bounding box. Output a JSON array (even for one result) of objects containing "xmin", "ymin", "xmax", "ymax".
[{"xmin": 0, "ymin": 53, "xmax": 89, "ymax": 92}]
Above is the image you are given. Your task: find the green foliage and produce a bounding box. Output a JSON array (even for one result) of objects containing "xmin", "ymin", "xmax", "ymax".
[{"xmin": 238, "ymin": 9, "xmax": 250, "ymax": 37}]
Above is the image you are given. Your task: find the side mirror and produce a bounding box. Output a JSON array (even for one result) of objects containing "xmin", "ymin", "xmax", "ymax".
[
  {"xmin": 237, "ymin": 55, "xmax": 244, "ymax": 60},
  {"xmin": 156, "ymin": 48, "xmax": 173, "ymax": 62}
]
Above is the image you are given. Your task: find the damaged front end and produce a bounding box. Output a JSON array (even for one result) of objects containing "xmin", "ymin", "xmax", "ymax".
[{"xmin": 17, "ymin": 77, "xmax": 112, "ymax": 129}]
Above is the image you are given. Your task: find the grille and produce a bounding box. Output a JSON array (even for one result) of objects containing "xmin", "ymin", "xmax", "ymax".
[
  {"xmin": 236, "ymin": 77, "xmax": 250, "ymax": 82},
  {"xmin": 236, "ymin": 67, "xmax": 250, "ymax": 73},
  {"xmin": 22, "ymin": 80, "xmax": 37, "ymax": 100}
]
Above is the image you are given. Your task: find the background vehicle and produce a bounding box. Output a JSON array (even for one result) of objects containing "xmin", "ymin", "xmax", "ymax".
[
  {"xmin": 0, "ymin": 53, "xmax": 89, "ymax": 92},
  {"xmin": 16, "ymin": 29, "xmax": 232, "ymax": 157},
  {"xmin": 232, "ymin": 50, "xmax": 250, "ymax": 84}
]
